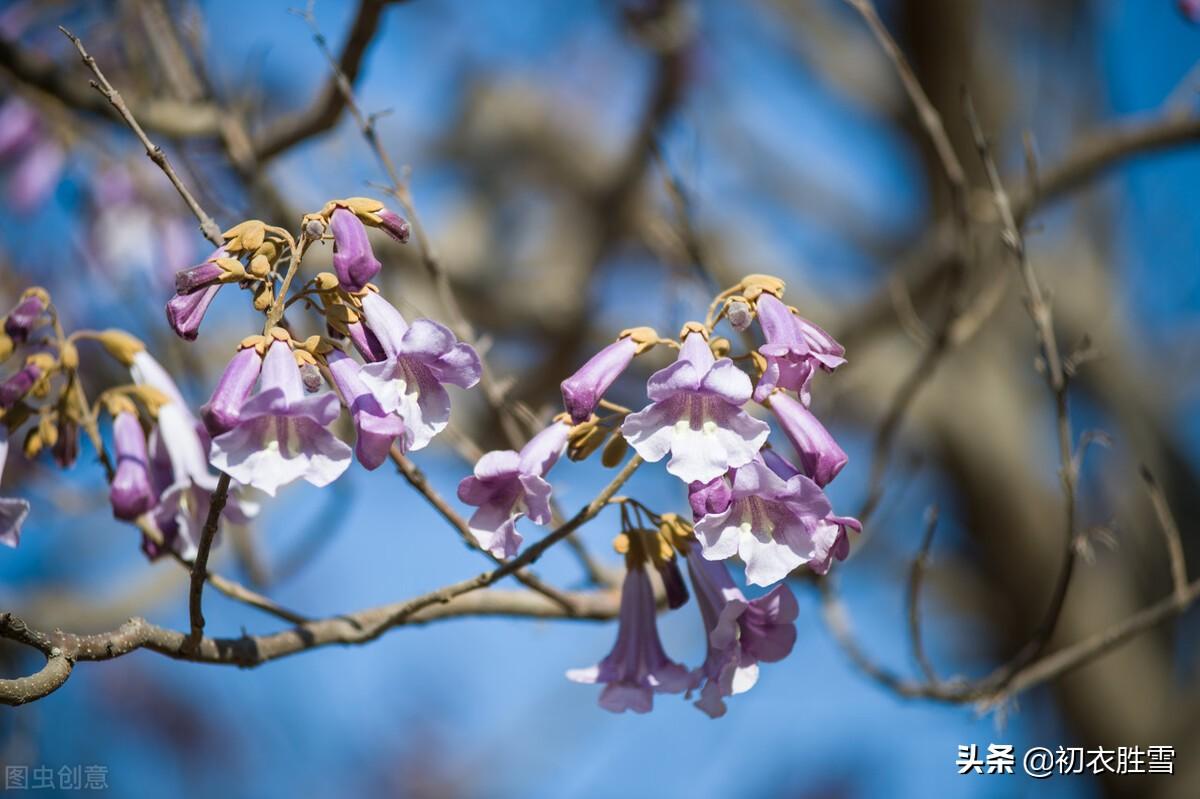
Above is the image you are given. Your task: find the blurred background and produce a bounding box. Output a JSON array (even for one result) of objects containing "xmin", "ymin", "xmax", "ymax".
[{"xmin": 1, "ymin": 0, "xmax": 1199, "ymax": 796}]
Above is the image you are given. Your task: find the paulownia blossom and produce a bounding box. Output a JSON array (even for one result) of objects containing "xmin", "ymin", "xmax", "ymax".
[
  {"xmin": 560, "ymin": 335, "xmax": 638, "ymax": 424},
  {"xmin": 326, "ymin": 349, "xmax": 406, "ymax": 470},
  {"xmin": 166, "ymin": 247, "xmax": 227, "ymax": 341},
  {"xmin": 131, "ymin": 350, "xmax": 257, "ymax": 559},
  {"xmin": 110, "ymin": 411, "xmax": 156, "ymax": 521},
  {"xmin": 768, "ymin": 391, "xmax": 847, "ymax": 488},
  {"xmin": 622, "ymin": 331, "xmax": 769, "ymax": 484},
  {"xmin": 0, "ymin": 428, "xmax": 31, "ymax": 548},
  {"xmin": 753, "ymin": 293, "xmax": 846, "ymax": 404},
  {"xmin": 329, "ymin": 207, "xmax": 382, "ymax": 293},
  {"xmin": 762, "ymin": 448, "xmax": 860, "ymax": 575},
  {"xmin": 693, "ymin": 455, "xmax": 832, "ymax": 586},
  {"xmin": 685, "ymin": 548, "xmax": 798, "ymax": 718},
  {"xmin": 456, "ymin": 419, "xmax": 569, "ymax": 558},
  {"xmin": 209, "ymin": 338, "xmax": 352, "ymax": 496},
  {"xmin": 0, "ymin": 355, "xmax": 45, "ymax": 409},
  {"xmin": 567, "ymin": 565, "xmax": 690, "ymax": 713},
  {"xmin": 357, "ymin": 291, "xmax": 481, "ymax": 452},
  {"xmin": 3, "ymin": 288, "xmax": 47, "ymax": 344}
]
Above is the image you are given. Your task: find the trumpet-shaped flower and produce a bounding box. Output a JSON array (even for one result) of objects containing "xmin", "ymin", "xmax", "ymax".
[
  {"xmin": 327, "ymin": 349, "xmax": 406, "ymax": 470},
  {"xmin": 209, "ymin": 339, "xmax": 351, "ymax": 496},
  {"xmin": 456, "ymin": 420, "xmax": 569, "ymax": 558},
  {"xmin": 567, "ymin": 566, "xmax": 690, "ymax": 713},
  {"xmin": 560, "ymin": 336, "xmax": 638, "ymax": 424},
  {"xmin": 694, "ymin": 455, "xmax": 832, "ymax": 586},
  {"xmin": 753, "ymin": 293, "xmax": 846, "ymax": 403},
  {"xmin": 621, "ymin": 332, "xmax": 769, "ymax": 484},
  {"xmin": 357, "ymin": 292, "xmax": 481, "ymax": 451},
  {"xmin": 685, "ymin": 548, "xmax": 798, "ymax": 717}
]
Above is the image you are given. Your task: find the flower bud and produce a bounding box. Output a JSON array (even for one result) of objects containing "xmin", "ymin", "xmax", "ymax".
[
  {"xmin": 201, "ymin": 346, "xmax": 263, "ymax": 437},
  {"xmin": 330, "ymin": 207, "xmax": 382, "ymax": 292},
  {"xmin": 3, "ymin": 288, "xmax": 49, "ymax": 344},
  {"xmin": 768, "ymin": 392, "xmax": 847, "ymax": 487},
  {"xmin": 377, "ymin": 209, "xmax": 411, "ymax": 243},
  {"xmin": 109, "ymin": 411, "xmax": 156, "ymax": 520},
  {"xmin": 560, "ymin": 336, "xmax": 639, "ymax": 424}
]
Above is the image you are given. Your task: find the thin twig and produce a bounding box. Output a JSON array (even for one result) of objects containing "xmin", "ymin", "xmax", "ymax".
[
  {"xmin": 906, "ymin": 506, "xmax": 940, "ymax": 684},
  {"xmin": 1140, "ymin": 464, "xmax": 1189, "ymax": 604},
  {"xmin": 59, "ymin": 27, "xmax": 222, "ymax": 246}
]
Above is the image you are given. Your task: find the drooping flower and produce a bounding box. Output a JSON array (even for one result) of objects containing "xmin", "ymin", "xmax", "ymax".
[
  {"xmin": 456, "ymin": 419, "xmax": 569, "ymax": 558},
  {"xmin": 753, "ymin": 293, "xmax": 845, "ymax": 404},
  {"xmin": 110, "ymin": 411, "xmax": 156, "ymax": 520},
  {"xmin": 0, "ymin": 427, "xmax": 31, "ymax": 548},
  {"xmin": 621, "ymin": 331, "xmax": 769, "ymax": 484},
  {"xmin": 0, "ymin": 354, "xmax": 49, "ymax": 409},
  {"xmin": 129, "ymin": 349, "xmax": 258, "ymax": 558},
  {"xmin": 685, "ymin": 547, "xmax": 798, "ymax": 718},
  {"xmin": 209, "ymin": 337, "xmax": 352, "ymax": 496},
  {"xmin": 768, "ymin": 391, "xmax": 847, "ymax": 488},
  {"xmin": 561, "ymin": 336, "xmax": 639, "ymax": 424},
  {"xmin": 694, "ymin": 455, "xmax": 832, "ymax": 586},
  {"xmin": 330, "ymin": 207, "xmax": 382, "ymax": 292},
  {"xmin": 567, "ymin": 565, "xmax": 690, "ymax": 713},
  {"xmin": 3, "ymin": 288, "xmax": 48, "ymax": 344},
  {"xmin": 326, "ymin": 349, "xmax": 406, "ymax": 470},
  {"xmin": 166, "ymin": 247, "xmax": 228, "ymax": 341},
  {"xmin": 200, "ymin": 346, "xmax": 263, "ymax": 437},
  {"xmin": 357, "ymin": 291, "xmax": 481, "ymax": 451},
  {"xmin": 762, "ymin": 447, "xmax": 860, "ymax": 574}
]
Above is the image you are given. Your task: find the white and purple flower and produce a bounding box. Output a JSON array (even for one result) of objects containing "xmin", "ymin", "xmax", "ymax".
[
  {"xmin": 621, "ymin": 332, "xmax": 769, "ymax": 484},
  {"xmin": 326, "ymin": 348, "xmax": 406, "ymax": 470},
  {"xmin": 753, "ymin": 293, "xmax": 845, "ymax": 404},
  {"xmin": 357, "ymin": 291, "xmax": 481, "ymax": 452},
  {"xmin": 456, "ymin": 420, "xmax": 569, "ymax": 558},
  {"xmin": 567, "ymin": 565, "xmax": 690, "ymax": 713},
  {"xmin": 685, "ymin": 547, "xmax": 798, "ymax": 718},
  {"xmin": 209, "ymin": 338, "xmax": 352, "ymax": 496},
  {"xmin": 693, "ymin": 455, "xmax": 832, "ymax": 586}
]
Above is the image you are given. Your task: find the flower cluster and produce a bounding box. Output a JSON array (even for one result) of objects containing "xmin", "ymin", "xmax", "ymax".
[
  {"xmin": 457, "ymin": 274, "xmax": 859, "ymax": 716},
  {"xmin": 1, "ymin": 196, "xmax": 477, "ymax": 561}
]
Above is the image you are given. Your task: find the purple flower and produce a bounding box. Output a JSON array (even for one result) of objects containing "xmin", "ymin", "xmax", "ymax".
[
  {"xmin": 0, "ymin": 358, "xmax": 43, "ymax": 409},
  {"xmin": 201, "ymin": 347, "xmax": 263, "ymax": 437},
  {"xmin": 330, "ymin": 207, "xmax": 382, "ymax": 292},
  {"xmin": 753, "ymin": 293, "xmax": 845, "ymax": 404},
  {"xmin": 345, "ymin": 320, "xmax": 387, "ymax": 363},
  {"xmin": 456, "ymin": 420, "xmax": 569, "ymax": 558},
  {"xmin": 561, "ymin": 336, "xmax": 638, "ymax": 424},
  {"xmin": 166, "ymin": 248, "xmax": 227, "ymax": 340},
  {"xmin": 763, "ymin": 448, "xmax": 861, "ymax": 574},
  {"xmin": 209, "ymin": 339, "xmax": 352, "ymax": 496},
  {"xmin": 327, "ymin": 349, "xmax": 406, "ymax": 470},
  {"xmin": 377, "ymin": 209, "xmax": 411, "ymax": 243},
  {"xmin": 685, "ymin": 547, "xmax": 798, "ymax": 717},
  {"xmin": 694, "ymin": 455, "xmax": 832, "ymax": 586},
  {"xmin": 688, "ymin": 475, "xmax": 732, "ymax": 521},
  {"xmin": 621, "ymin": 332, "xmax": 769, "ymax": 484},
  {"xmin": 131, "ymin": 350, "xmax": 259, "ymax": 558},
  {"xmin": 3, "ymin": 289, "xmax": 47, "ymax": 344},
  {"xmin": 110, "ymin": 411, "xmax": 156, "ymax": 520},
  {"xmin": 0, "ymin": 428, "xmax": 31, "ymax": 548},
  {"xmin": 357, "ymin": 292, "xmax": 481, "ymax": 451},
  {"xmin": 769, "ymin": 391, "xmax": 847, "ymax": 488},
  {"xmin": 166, "ymin": 284, "xmax": 219, "ymax": 341},
  {"xmin": 567, "ymin": 566, "xmax": 690, "ymax": 713}
]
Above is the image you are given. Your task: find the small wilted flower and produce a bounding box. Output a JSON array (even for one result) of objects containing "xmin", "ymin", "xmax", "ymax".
[
  {"xmin": 326, "ymin": 349, "xmax": 406, "ymax": 470},
  {"xmin": 330, "ymin": 207, "xmax": 382, "ymax": 293},
  {"xmin": 209, "ymin": 336, "xmax": 352, "ymax": 496},
  {"xmin": 357, "ymin": 292, "xmax": 481, "ymax": 451},
  {"xmin": 0, "ymin": 427, "xmax": 31, "ymax": 548},
  {"xmin": 110, "ymin": 411, "xmax": 156, "ymax": 520},
  {"xmin": 567, "ymin": 565, "xmax": 690, "ymax": 713},
  {"xmin": 685, "ymin": 547, "xmax": 798, "ymax": 718},
  {"xmin": 621, "ymin": 330, "xmax": 769, "ymax": 484},
  {"xmin": 768, "ymin": 391, "xmax": 847, "ymax": 488},
  {"xmin": 693, "ymin": 455, "xmax": 832, "ymax": 587},
  {"xmin": 456, "ymin": 419, "xmax": 569, "ymax": 558}
]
